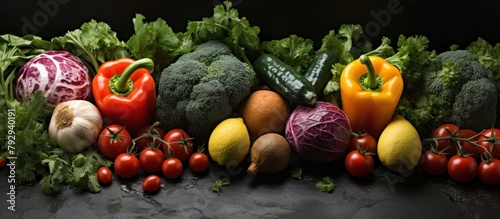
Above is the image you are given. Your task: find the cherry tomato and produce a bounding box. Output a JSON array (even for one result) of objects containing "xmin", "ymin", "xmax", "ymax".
[
  {"xmin": 189, "ymin": 152, "xmax": 210, "ymax": 173},
  {"xmin": 162, "ymin": 129, "xmax": 194, "ymax": 162},
  {"xmin": 420, "ymin": 149, "xmax": 448, "ymax": 176},
  {"xmin": 0, "ymin": 157, "xmax": 6, "ymax": 169},
  {"xmin": 459, "ymin": 129, "xmax": 480, "ymax": 158},
  {"xmin": 478, "ymin": 158, "xmax": 500, "ymax": 186},
  {"xmin": 98, "ymin": 125, "xmax": 132, "ymax": 160},
  {"xmin": 114, "ymin": 153, "xmax": 140, "ymax": 178},
  {"xmin": 135, "ymin": 125, "xmax": 166, "ymax": 152},
  {"xmin": 142, "ymin": 175, "xmax": 162, "ymax": 192},
  {"xmin": 97, "ymin": 166, "xmax": 113, "ymax": 184},
  {"xmin": 477, "ymin": 128, "xmax": 500, "ymax": 160},
  {"xmin": 344, "ymin": 150, "xmax": 374, "ymax": 178},
  {"xmin": 347, "ymin": 133, "xmax": 377, "ymax": 154},
  {"xmin": 140, "ymin": 148, "xmax": 165, "ymax": 173},
  {"xmin": 433, "ymin": 123, "xmax": 463, "ymax": 157},
  {"xmin": 162, "ymin": 158, "xmax": 183, "ymax": 179},
  {"xmin": 447, "ymin": 155, "xmax": 478, "ymax": 183}
]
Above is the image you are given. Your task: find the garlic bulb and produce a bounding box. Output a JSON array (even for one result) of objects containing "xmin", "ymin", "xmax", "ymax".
[{"xmin": 48, "ymin": 100, "xmax": 103, "ymax": 153}]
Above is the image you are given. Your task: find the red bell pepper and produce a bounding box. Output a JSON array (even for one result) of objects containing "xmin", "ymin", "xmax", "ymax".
[{"xmin": 92, "ymin": 58, "xmax": 156, "ymax": 136}]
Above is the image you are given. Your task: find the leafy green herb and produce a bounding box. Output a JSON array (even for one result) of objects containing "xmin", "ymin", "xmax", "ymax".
[
  {"xmin": 213, "ymin": 177, "xmax": 231, "ymax": 195},
  {"xmin": 384, "ymin": 35, "xmax": 436, "ymax": 89},
  {"xmin": 315, "ymin": 177, "xmax": 336, "ymax": 193},
  {"xmin": 51, "ymin": 19, "xmax": 128, "ymax": 75},
  {"xmin": 40, "ymin": 149, "xmax": 112, "ymax": 195},
  {"xmin": 466, "ymin": 37, "xmax": 500, "ymax": 78},
  {"xmin": 437, "ymin": 61, "xmax": 460, "ymax": 88},
  {"xmin": 290, "ymin": 167, "xmax": 303, "ymax": 180},
  {"xmin": 126, "ymin": 14, "xmax": 194, "ymax": 73},
  {"xmin": 67, "ymin": 150, "xmax": 113, "ymax": 193},
  {"xmin": 184, "ymin": 0, "xmax": 260, "ymax": 65},
  {"xmin": 40, "ymin": 153, "xmax": 70, "ymax": 195},
  {"xmin": 0, "ymin": 91, "xmax": 56, "ymax": 184},
  {"xmin": 318, "ymin": 24, "xmax": 372, "ymax": 65},
  {"xmin": 319, "ymin": 24, "xmax": 373, "ymax": 106},
  {"xmin": 261, "ymin": 35, "xmax": 315, "ymax": 73}
]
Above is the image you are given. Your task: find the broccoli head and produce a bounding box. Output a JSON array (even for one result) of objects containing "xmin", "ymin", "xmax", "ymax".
[
  {"xmin": 398, "ymin": 50, "xmax": 497, "ymax": 136},
  {"xmin": 156, "ymin": 40, "xmax": 256, "ymax": 140}
]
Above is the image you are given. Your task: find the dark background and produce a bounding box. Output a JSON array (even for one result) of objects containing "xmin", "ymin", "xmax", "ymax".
[{"xmin": 1, "ymin": 0, "xmax": 498, "ymax": 52}]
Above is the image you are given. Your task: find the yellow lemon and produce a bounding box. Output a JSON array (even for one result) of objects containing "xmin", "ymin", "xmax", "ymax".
[
  {"xmin": 208, "ymin": 117, "xmax": 250, "ymax": 169},
  {"xmin": 377, "ymin": 115, "xmax": 422, "ymax": 174}
]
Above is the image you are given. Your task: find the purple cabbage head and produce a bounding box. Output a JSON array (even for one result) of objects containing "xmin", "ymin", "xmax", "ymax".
[
  {"xmin": 285, "ymin": 101, "xmax": 352, "ymax": 163},
  {"xmin": 16, "ymin": 50, "xmax": 91, "ymax": 105}
]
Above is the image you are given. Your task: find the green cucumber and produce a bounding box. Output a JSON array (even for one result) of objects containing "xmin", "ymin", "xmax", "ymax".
[
  {"xmin": 303, "ymin": 50, "xmax": 339, "ymax": 95},
  {"xmin": 253, "ymin": 54, "xmax": 317, "ymax": 107}
]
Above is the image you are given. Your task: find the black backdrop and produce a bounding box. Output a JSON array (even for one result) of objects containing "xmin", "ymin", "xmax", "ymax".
[{"xmin": 1, "ymin": 0, "xmax": 499, "ymax": 52}]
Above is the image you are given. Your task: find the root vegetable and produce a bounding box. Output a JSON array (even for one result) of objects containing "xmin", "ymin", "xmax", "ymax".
[{"xmin": 247, "ymin": 133, "xmax": 291, "ymax": 176}]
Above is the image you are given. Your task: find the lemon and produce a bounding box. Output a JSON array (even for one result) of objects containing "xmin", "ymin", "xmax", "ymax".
[
  {"xmin": 377, "ymin": 115, "xmax": 422, "ymax": 174},
  {"xmin": 208, "ymin": 117, "xmax": 251, "ymax": 169}
]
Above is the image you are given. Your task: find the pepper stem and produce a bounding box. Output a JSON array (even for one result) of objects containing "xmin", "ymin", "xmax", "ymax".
[
  {"xmin": 359, "ymin": 55, "xmax": 383, "ymax": 92},
  {"xmin": 110, "ymin": 58, "xmax": 154, "ymax": 96}
]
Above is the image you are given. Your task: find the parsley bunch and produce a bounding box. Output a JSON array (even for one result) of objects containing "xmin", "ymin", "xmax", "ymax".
[{"xmin": 184, "ymin": 0, "xmax": 261, "ymax": 65}]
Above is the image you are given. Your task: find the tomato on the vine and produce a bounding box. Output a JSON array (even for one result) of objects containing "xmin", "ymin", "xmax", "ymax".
[
  {"xmin": 432, "ymin": 123, "xmax": 463, "ymax": 157},
  {"xmin": 420, "ymin": 149, "xmax": 448, "ymax": 176},
  {"xmin": 97, "ymin": 166, "xmax": 113, "ymax": 184},
  {"xmin": 139, "ymin": 148, "xmax": 165, "ymax": 173},
  {"xmin": 477, "ymin": 128, "xmax": 500, "ymax": 160},
  {"xmin": 447, "ymin": 154, "xmax": 478, "ymax": 183},
  {"xmin": 478, "ymin": 158, "xmax": 500, "ymax": 186},
  {"xmin": 135, "ymin": 125, "xmax": 166, "ymax": 152},
  {"xmin": 98, "ymin": 124, "xmax": 132, "ymax": 160},
  {"xmin": 347, "ymin": 132, "xmax": 377, "ymax": 154},
  {"xmin": 162, "ymin": 129, "xmax": 194, "ymax": 162},
  {"xmin": 459, "ymin": 129, "xmax": 480, "ymax": 158},
  {"xmin": 344, "ymin": 150, "xmax": 374, "ymax": 178},
  {"xmin": 114, "ymin": 153, "xmax": 140, "ymax": 178},
  {"xmin": 142, "ymin": 175, "xmax": 162, "ymax": 192},
  {"xmin": 162, "ymin": 157, "xmax": 183, "ymax": 179}
]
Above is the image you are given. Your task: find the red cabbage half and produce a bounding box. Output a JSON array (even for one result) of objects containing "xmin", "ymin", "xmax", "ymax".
[
  {"xmin": 16, "ymin": 50, "xmax": 91, "ymax": 105},
  {"xmin": 285, "ymin": 101, "xmax": 351, "ymax": 163}
]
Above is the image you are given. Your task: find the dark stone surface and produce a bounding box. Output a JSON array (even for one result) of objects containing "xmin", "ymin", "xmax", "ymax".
[{"xmin": 1, "ymin": 154, "xmax": 499, "ymax": 218}]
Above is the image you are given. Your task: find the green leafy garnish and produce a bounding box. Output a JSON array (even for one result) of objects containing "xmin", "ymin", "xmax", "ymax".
[
  {"xmin": 0, "ymin": 91, "xmax": 55, "ymax": 185},
  {"xmin": 40, "ymin": 150, "xmax": 112, "ymax": 195},
  {"xmin": 319, "ymin": 24, "xmax": 373, "ymax": 106},
  {"xmin": 67, "ymin": 150, "xmax": 113, "ymax": 193},
  {"xmin": 51, "ymin": 19, "xmax": 128, "ymax": 75},
  {"xmin": 213, "ymin": 177, "xmax": 231, "ymax": 195},
  {"xmin": 40, "ymin": 153, "xmax": 70, "ymax": 195},
  {"xmin": 290, "ymin": 167, "xmax": 303, "ymax": 180},
  {"xmin": 184, "ymin": 0, "xmax": 260, "ymax": 65},
  {"xmin": 318, "ymin": 24, "xmax": 372, "ymax": 65},
  {"xmin": 315, "ymin": 177, "xmax": 336, "ymax": 193},
  {"xmin": 261, "ymin": 35, "xmax": 315, "ymax": 73},
  {"xmin": 126, "ymin": 14, "xmax": 194, "ymax": 73},
  {"xmin": 384, "ymin": 35, "xmax": 436, "ymax": 89}
]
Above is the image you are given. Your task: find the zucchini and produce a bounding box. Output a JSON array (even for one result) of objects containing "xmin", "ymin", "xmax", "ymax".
[
  {"xmin": 303, "ymin": 50, "xmax": 339, "ymax": 95},
  {"xmin": 253, "ymin": 54, "xmax": 317, "ymax": 107}
]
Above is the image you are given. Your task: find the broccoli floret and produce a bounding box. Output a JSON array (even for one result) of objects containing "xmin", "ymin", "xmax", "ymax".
[
  {"xmin": 156, "ymin": 40, "xmax": 256, "ymax": 141},
  {"xmin": 466, "ymin": 37, "xmax": 500, "ymax": 127},
  {"xmin": 398, "ymin": 50, "xmax": 497, "ymax": 136}
]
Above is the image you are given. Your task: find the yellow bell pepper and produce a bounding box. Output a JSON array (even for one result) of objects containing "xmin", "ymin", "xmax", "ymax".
[{"xmin": 340, "ymin": 55, "xmax": 403, "ymax": 139}]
